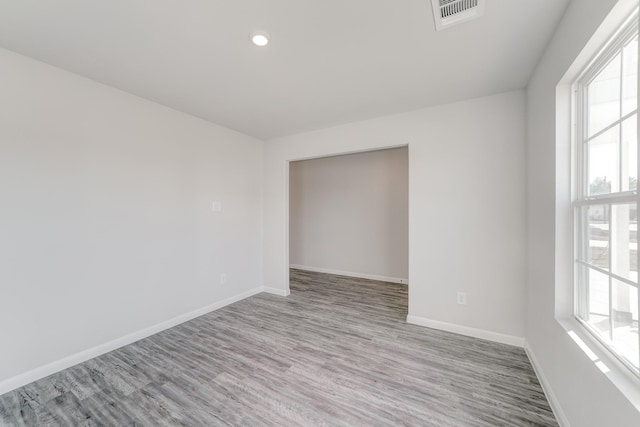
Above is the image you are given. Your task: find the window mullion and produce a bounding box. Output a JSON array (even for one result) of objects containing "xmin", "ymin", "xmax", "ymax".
[
  {"xmin": 575, "ymin": 192, "xmax": 638, "ymax": 205},
  {"xmin": 636, "ymin": 27, "xmax": 640, "ymax": 371},
  {"xmin": 608, "ymin": 204, "xmax": 614, "ymax": 341},
  {"xmin": 581, "ymin": 83, "xmax": 588, "ymax": 321},
  {"xmin": 615, "ymin": 44, "xmax": 623, "ymax": 346},
  {"xmin": 586, "ymin": 110, "xmax": 637, "ymax": 143},
  {"xmin": 583, "ymin": 85, "xmax": 589, "ymax": 199},
  {"xmin": 576, "ymin": 259, "xmax": 640, "ymax": 288},
  {"xmin": 620, "ymin": 45, "xmax": 625, "ymax": 192}
]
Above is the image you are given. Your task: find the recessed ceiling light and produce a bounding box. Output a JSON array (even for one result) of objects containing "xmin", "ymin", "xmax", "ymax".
[{"xmin": 250, "ymin": 31, "xmax": 269, "ymax": 47}]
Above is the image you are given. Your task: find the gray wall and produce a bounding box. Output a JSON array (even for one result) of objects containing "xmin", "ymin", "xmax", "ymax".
[
  {"xmin": 0, "ymin": 48, "xmax": 264, "ymax": 388},
  {"xmin": 289, "ymin": 147, "xmax": 408, "ymax": 282}
]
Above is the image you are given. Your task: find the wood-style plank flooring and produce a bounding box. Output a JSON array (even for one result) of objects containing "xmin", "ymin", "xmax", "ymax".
[{"xmin": 0, "ymin": 269, "xmax": 557, "ymax": 426}]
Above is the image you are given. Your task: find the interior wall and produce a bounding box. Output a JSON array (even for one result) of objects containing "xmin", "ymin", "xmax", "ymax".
[
  {"xmin": 0, "ymin": 48, "xmax": 264, "ymax": 387},
  {"xmin": 264, "ymin": 90, "xmax": 527, "ymax": 340},
  {"xmin": 526, "ymin": 0, "xmax": 640, "ymax": 425},
  {"xmin": 289, "ymin": 147, "xmax": 408, "ymax": 282}
]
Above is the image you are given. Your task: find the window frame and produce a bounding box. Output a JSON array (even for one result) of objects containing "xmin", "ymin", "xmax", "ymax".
[{"xmin": 572, "ymin": 13, "xmax": 640, "ymax": 378}]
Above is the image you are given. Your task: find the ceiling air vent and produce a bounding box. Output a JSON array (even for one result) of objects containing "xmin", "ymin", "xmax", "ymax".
[{"xmin": 431, "ymin": 0, "xmax": 485, "ymax": 31}]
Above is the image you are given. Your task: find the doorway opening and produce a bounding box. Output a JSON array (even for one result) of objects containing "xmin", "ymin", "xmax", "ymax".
[{"xmin": 287, "ymin": 146, "xmax": 409, "ymax": 314}]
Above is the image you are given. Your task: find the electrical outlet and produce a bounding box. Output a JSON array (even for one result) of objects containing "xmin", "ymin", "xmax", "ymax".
[
  {"xmin": 457, "ymin": 292, "xmax": 467, "ymax": 305},
  {"xmin": 212, "ymin": 201, "xmax": 222, "ymax": 212},
  {"xmin": 220, "ymin": 273, "xmax": 228, "ymax": 284}
]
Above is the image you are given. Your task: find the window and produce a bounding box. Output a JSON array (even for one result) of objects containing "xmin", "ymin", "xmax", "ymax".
[{"xmin": 574, "ymin": 14, "xmax": 640, "ymax": 376}]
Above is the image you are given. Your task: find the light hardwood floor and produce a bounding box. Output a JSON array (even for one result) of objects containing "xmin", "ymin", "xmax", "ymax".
[{"xmin": 0, "ymin": 269, "xmax": 557, "ymax": 426}]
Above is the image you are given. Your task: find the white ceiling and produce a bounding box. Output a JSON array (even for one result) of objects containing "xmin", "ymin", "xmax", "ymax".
[{"xmin": 0, "ymin": 0, "xmax": 570, "ymax": 139}]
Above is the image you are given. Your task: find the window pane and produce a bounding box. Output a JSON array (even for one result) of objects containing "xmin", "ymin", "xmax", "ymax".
[
  {"xmin": 588, "ymin": 52, "xmax": 621, "ymax": 137},
  {"xmin": 583, "ymin": 205, "xmax": 610, "ymax": 269},
  {"xmin": 622, "ymin": 114, "xmax": 637, "ymax": 191},
  {"xmin": 611, "ymin": 203, "xmax": 638, "ymax": 282},
  {"xmin": 612, "ymin": 279, "xmax": 639, "ymax": 369},
  {"xmin": 582, "ymin": 268, "xmax": 611, "ymax": 337},
  {"xmin": 588, "ymin": 124, "xmax": 620, "ymax": 195},
  {"xmin": 622, "ymin": 36, "xmax": 638, "ymax": 116}
]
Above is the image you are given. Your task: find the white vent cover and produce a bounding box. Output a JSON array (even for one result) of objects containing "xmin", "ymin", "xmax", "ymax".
[{"xmin": 431, "ymin": 0, "xmax": 485, "ymax": 31}]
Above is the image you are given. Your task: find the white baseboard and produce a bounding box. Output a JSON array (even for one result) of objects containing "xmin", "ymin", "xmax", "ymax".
[
  {"xmin": 0, "ymin": 286, "xmax": 264, "ymax": 396},
  {"xmin": 290, "ymin": 264, "xmax": 408, "ymax": 284},
  {"xmin": 524, "ymin": 342, "xmax": 570, "ymax": 427},
  {"xmin": 263, "ymin": 286, "xmax": 290, "ymax": 297},
  {"xmin": 406, "ymin": 315, "xmax": 525, "ymax": 348}
]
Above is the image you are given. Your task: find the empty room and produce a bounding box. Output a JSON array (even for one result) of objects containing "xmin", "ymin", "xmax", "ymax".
[{"xmin": 1, "ymin": 0, "xmax": 639, "ymax": 426}]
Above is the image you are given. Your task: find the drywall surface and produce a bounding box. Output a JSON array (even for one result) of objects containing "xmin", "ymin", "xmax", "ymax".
[
  {"xmin": 265, "ymin": 90, "xmax": 527, "ymax": 339},
  {"xmin": 0, "ymin": 49, "xmax": 263, "ymax": 384},
  {"xmin": 526, "ymin": 0, "xmax": 640, "ymax": 424},
  {"xmin": 289, "ymin": 148, "xmax": 408, "ymax": 281}
]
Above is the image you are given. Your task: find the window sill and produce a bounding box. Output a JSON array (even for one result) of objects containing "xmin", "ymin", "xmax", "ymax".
[{"xmin": 557, "ymin": 316, "xmax": 640, "ymax": 412}]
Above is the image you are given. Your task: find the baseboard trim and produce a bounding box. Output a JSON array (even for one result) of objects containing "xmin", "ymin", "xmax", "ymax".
[
  {"xmin": 406, "ymin": 315, "xmax": 525, "ymax": 347},
  {"xmin": 0, "ymin": 286, "xmax": 264, "ymax": 396},
  {"xmin": 290, "ymin": 264, "xmax": 408, "ymax": 284},
  {"xmin": 263, "ymin": 286, "xmax": 290, "ymax": 297},
  {"xmin": 524, "ymin": 342, "xmax": 570, "ymax": 427}
]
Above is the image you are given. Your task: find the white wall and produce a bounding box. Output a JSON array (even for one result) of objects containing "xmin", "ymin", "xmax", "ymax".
[
  {"xmin": 526, "ymin": 0, "xmax": 640, "ymax": 425},
  {"xmin": 289, "ymin": 147, "xmax": 408, "ymax": 282},
  {"xmin": 265, "ymin": 90, "xmax": 527, "ymax": 341},
  {"xmin": 0, "ymin": 49, "xmax": 264, "ymax": 387}
]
